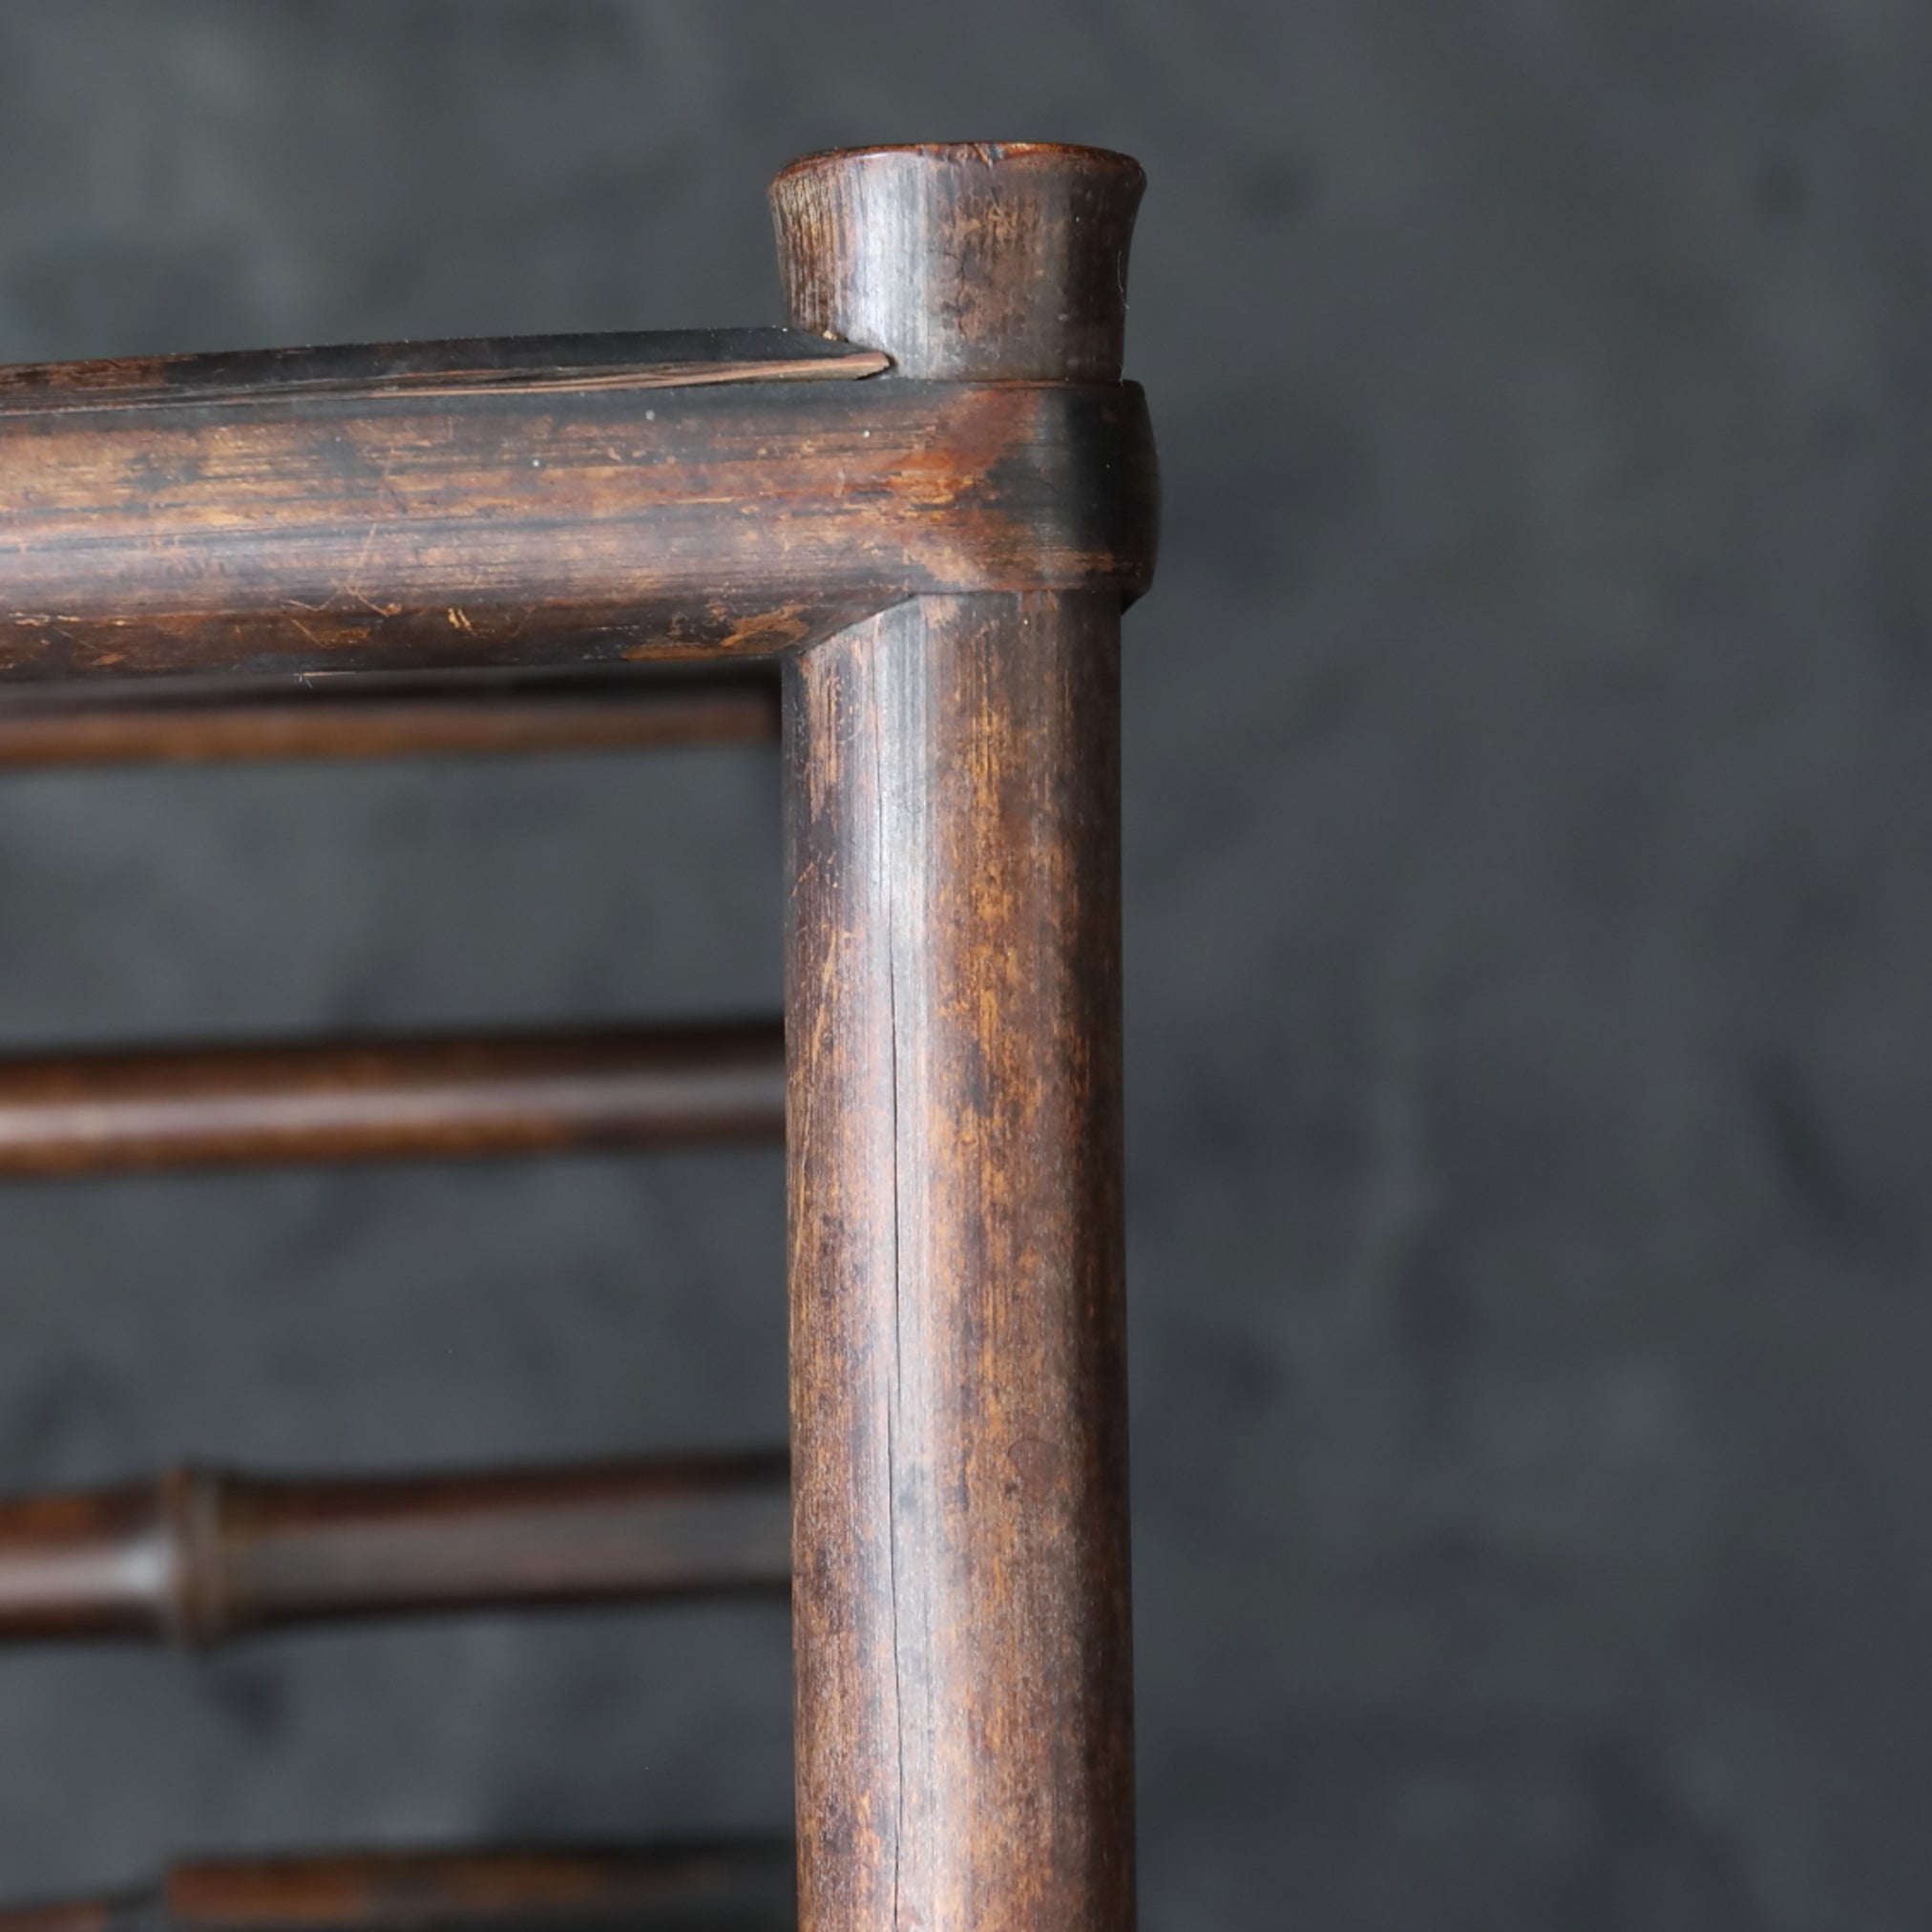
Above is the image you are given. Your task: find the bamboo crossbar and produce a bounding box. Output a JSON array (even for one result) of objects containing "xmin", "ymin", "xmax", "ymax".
[
  {"xmin": 0, "ymin": 666, "xmax": 779, "ymax": 767},
  {"xmin": 0, "ymin": 1454, "xmax": 789, "ymax": 1644},
  {"xmin": 0, "ymin": 1841, "xmax": 795, "ymax": 1932},
  {"xmin": 0, "ymin": 1020, "xmax": 785, "ymax": 1176},
  {"xmin": 0, "ymin": 331, "xmax": 1155, "ymax": 685}
]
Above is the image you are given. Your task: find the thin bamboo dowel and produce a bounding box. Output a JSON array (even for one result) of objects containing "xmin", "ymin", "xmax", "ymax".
[
  {"xmin": 0, "ymin": 1020, "xmax": 785, "ymax": 1176},
  {"xmin": 0, "ymin": 1454, "xmax": 789, "ymax": 1644},
  {"xmin": 0, "ymin": 668, "xmax": 778, "ymax": 767},
  {"xmin": 0, "ymin": 1840, "xmax": 795, "ymax": 1932}
]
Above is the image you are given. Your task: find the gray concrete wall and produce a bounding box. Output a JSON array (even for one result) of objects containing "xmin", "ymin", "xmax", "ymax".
[{"xmin": 0, "ymin": 4, "xmax": 1926, "ymax": 1926}]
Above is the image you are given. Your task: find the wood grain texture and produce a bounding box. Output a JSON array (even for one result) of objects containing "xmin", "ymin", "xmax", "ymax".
[
  {"xmin": 0, "ymin": 1455, "xmax": 788, "ymax": 1644},
  {"xmin": 0, "ymin": 357, "xmax": 1153, "ymax": 682},
  {"xmin": 0, "ymin": 1020, "xmax": 783, "ymax": 1176},
  {"xmin": 0, "ymin": 666, "xmax": 779, "ymax": 766},
  {"xmin": 0, "ymin": 1842, "xmax": 795, "ymax": 1932},
  {"xmin": 779, "ymin": 140, "xmax": 1145, "ymax": 1932},
  {"xmin": 0, "ymin": 327, "xmax": 884, "ymax": 415}
]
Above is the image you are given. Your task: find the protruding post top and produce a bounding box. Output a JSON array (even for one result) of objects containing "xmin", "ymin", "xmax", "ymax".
[
  {"xmin": 770, "ymin": 141, "xmax": 1146, "ymax": 383},
  {"xmin": 772, "ymin": 140, "xmax": 1144, "ymax": 189}
]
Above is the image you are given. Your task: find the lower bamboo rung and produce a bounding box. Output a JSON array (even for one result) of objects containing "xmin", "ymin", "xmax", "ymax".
[
  {"xmin": 0, "ymin": 1453, "xmax": 789, "ymax": 1644},
  {"xmin": 0, "ymin": 667, "xmax": 779, "ymax": 768},
  {"xmin": 0, "ymin": 1020, "xmax": 785, "ymax": 1176},
  {"xmin": 0, "ymin": 1841, "xmax": 794, "ymax": 1932}
]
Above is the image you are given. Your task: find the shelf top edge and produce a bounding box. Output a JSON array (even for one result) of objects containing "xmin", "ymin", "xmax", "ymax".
[{"xmin": 0, "ymin": 327, "xmax": 891, "ymax": 419}]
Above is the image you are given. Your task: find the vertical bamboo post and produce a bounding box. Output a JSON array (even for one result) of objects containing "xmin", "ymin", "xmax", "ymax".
[{"xmin": 774, "ymin": 144, "xmax": 1146, "ymax": 1932}]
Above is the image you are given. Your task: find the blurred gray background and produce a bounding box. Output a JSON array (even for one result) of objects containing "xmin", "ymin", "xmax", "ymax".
[{"xmin": 0, "ymin": 3, "xmax": 1926, "ymax": 1926}]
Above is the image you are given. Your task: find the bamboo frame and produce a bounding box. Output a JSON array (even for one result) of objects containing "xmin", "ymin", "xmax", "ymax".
[{"xmin": 0, "ymin": 141, "xmax": 1154, "ymax": 1932}]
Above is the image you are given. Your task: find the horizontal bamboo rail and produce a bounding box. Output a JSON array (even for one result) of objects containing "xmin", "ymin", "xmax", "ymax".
[
  {"xmin": 0, "ymin": 1840, "xmax": 794, "ymax": 1932},
  {"xmin": 0, "ymin": 1454, "xmax": 789, "ymax": 1644},
  {"xmin": 0, "ymin": 328, "xmax": 1155, "ymax": 684},
  {"xmin": 0, "ymin": 667, "xmax": 778, "ymax": 767},
  {"xmin": 0, "ymin": 1020, "xmax": 784, "ymax": 1176}
]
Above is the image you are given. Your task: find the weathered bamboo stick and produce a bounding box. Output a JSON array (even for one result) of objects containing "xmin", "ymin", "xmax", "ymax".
[
  {"xmin": 0, "ymin": 326, "xmax": 882, "ymax": 412},
  {"xmin": 0, "ymin": 1454, "xmax": 789, "ymax": 1644},
  {"xmin": 0, "ymin": 667, "xmax": 779, "ymax": 767},
  {"xmin": 0, "ymin": 328, "xmax": 1154, "ymax": 683},
  {"xmin": 0, "ymin": 1020, "xmax": 784, "ymax": 1176},
  {"xmin": 778, "ymin": 144, "xmax": 1146, "ymax": 1932},
  {"xmin": 0, "ymin": 1840, "xmax": 795, "ymax": 1932}
]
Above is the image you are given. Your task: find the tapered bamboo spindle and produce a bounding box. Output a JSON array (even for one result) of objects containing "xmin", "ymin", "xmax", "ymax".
[
  {"xmin": 775, "ymin": 143, "xmax": 1149, "ymax": 1932},
  {"xmin": 0, "ymin": 1454, "xmax": 789, "ymax": 1644}
]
